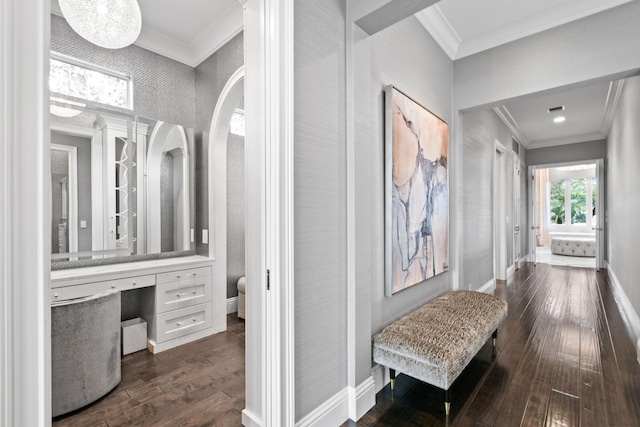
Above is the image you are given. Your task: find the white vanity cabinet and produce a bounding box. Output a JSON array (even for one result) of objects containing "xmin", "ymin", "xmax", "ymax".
[
  {"xmin": 51, "ymin": 256, "xmax": 225, "ymax": 354},
  {"xmin": 141, "ymin": 266, "xmax": 213, "ymax": 351}
]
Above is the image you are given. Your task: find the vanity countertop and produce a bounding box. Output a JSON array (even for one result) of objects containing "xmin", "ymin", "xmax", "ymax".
[{"xmin": 51, "ymin": 255, "xmax": 214, "ymax": 288}]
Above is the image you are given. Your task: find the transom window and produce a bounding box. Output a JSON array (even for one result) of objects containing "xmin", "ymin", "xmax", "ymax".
[{"xmin": 49, "ymin": 52, "xmax": 132, "ymax": 110}]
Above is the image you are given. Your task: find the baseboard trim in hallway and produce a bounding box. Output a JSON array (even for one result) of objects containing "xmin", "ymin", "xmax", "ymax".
[{"xmin": 607, "ymin": 264, "xmax": 640, "ymax": 361}]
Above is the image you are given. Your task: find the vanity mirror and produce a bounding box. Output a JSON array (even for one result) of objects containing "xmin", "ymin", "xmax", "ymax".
[{"xmin": 50, "ymin": 98, "xmax": 195, "ymax": 269}]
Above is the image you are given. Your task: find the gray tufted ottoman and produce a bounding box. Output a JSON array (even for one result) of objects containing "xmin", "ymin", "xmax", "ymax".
[
  {"xmin": 373, "ymin": 291, "xmax": 508, "ymax": 416},
  {"xmin": 550, "ymin": 237, "xmax": 596, "ymax": 257}
]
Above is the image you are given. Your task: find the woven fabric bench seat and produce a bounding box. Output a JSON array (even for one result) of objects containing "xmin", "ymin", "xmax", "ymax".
[{"xmin": 373, "ymin": 290, "xmax": 508, "ymax": 415}]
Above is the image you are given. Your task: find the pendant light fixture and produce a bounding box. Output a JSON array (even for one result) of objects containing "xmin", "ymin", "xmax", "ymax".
[{"xmin": 58, "ymin": 0, "xmax": 142, "ymax": 49}]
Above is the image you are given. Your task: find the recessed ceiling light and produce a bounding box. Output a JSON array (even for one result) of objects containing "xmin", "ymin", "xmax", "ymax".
[{"xmin": 553, "ymin": 116, "xmax": 566, "ymax": 123}]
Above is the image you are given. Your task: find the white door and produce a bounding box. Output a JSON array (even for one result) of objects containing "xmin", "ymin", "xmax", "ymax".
[
  {"xmin": 513, "ymin": 159, "xmax": 521, "ymax": 268},
  {"xmin": 529, "ymin": 166, "xmax": 538, "ymax": 265},
  {"xmin": 595, "ymin": 159, "xmax": 605, "ymax": 270},
  {"xmin": 494, "ymin": 143, "xmax": 507, "ymax": 280}
]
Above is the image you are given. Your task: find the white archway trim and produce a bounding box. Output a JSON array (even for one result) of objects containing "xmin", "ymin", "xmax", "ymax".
[
  {"xmin": 51, "ymin": 143, "xmax": 78, "ymax": 254},
  {"xmin": 207, "ymin": 65, "xmax": 245, "ymax": 339},
  {"xmin": 208, "ymin": 66, "xmax": 245, "ymax": 258},
  {"xmin": 147, "ymin": 121, "xmax": 191, "ymax": 253}
]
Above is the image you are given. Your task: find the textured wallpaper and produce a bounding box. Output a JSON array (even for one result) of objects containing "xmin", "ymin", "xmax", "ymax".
[{"xmin": 51, "ymin": 14, "xmax": 196, "ymax": 129}]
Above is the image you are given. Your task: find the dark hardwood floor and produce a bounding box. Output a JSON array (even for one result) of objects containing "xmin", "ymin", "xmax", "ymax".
[
  {"xmin": 53, "ymin": 314, "xmax": 245, "ymax": 427},
  {"xmin": 350, "ymin": 263, "xmax": 640, "ymax": 427},
  {"xmin": 53, "ymin": 265, "xmax": 640, "ymax": 426}
]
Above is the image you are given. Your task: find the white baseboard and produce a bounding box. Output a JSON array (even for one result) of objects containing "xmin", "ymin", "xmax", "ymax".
[
  {"xmin": 507, "ymin": 264, "xmax": 516, "ymax": 279},
  {"xmin": 296, "ymin": 376, "xmax": 376, "ymax": 426},
  {"xmin": 607, "ymin": 265, "xmax": 640, "ymax": 364},
  {"xmin": 242, "ymin": 408, "xmax": 262, "ymax": 427},
  {"xmin": 348, "ymin": 376, "xmax": 376, "ymax": 421},
  {"xmin": 296, "ymin": 388, "xmax": 349, "ymax": 427},
  {"xmin": 227, "ymin": 296, "xmax": 238, "ymax": 314},
  {"xmin": 372, "ymin": 364, "xmax": 387, "ymax": 394},
  {"xmin": 478, "ymin": 278, "xmax": 496, "ymax": 295}
]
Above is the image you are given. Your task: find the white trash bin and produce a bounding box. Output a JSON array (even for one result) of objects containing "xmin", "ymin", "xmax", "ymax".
[{"xmin": 121, "ymin": 318, "xmax": 147, "ymax": 355}]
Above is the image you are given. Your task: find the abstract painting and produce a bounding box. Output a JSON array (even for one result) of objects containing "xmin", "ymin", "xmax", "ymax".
[{"xmin": 385, "ymin": 86, "xmax": 449, "ymax": 296}]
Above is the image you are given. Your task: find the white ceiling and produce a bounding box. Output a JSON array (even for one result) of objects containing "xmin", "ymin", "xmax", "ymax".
[
  {"xmin": 416, "ymin": 0, "xmax": 632, "ymax": 149},
  {"xmin": 416, "ymin": 0, "xmax": 633, "ymax": 60},
  {"xmin": 51, "ymin": 0, "xmax": 629, "ymax": 150}
]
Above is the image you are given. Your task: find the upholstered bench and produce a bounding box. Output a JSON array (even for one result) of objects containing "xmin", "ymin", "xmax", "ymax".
[
  {"xmin": 373, "ymin": 291, "xmax": 508, "ymax": 416},
  {"xmin": 550, "ymin": 237, "xmax": 595, "ymax": 257}
]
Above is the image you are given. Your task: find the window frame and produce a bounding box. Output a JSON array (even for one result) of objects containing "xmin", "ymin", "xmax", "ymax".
[{"xmin": 50, "ymin": 51, "xmax": 133, "ymax": 110}]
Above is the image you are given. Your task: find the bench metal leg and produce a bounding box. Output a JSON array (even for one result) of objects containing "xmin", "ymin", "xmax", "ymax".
[
  {"xmin": 389, "ymin": 368, "xmax": 396, "ymax": 391},
  {"xmin": 492, "ymin": 329, "xmax": 498, "ymax": 358},
  {"xmin": 444, "ymin": 389, "xmax": 451, "ymax": 416}
]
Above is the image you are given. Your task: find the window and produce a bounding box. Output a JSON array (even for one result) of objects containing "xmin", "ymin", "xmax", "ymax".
[
  {"xmin": 548, "ymin": 165, "xmax": 596, "ymax": 227},
  {"xmin": 570, "ymin": 178, "xmax": 586, "ymax": 224},
  {"xmin": 49, "ymin": 52, "xmax": 132, "ymax": 109},
  {"xmin": 550, "ymin": 180, "xmax": 565, "ymax": 224}
]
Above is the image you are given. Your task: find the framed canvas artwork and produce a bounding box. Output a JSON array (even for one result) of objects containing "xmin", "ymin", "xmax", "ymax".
[{"xmin": 385, "ymin": 85, "xmax": 449, "ymax": 296}]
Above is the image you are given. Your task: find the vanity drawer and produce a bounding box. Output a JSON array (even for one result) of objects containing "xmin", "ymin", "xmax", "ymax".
[
  {"xmin": 52, "ymin": 274, "xmax": 155, "ymax": 302},
  {"xmin": 155, "ymin": 276, "xmax": 212, "ymax": 314},
  {"xmin": 156, "ymin": 303, "xmax": 212, "ymax": 343},
  {"xmin": 156, "ymin": 266, "xmax": 211, "ymax": 285}
]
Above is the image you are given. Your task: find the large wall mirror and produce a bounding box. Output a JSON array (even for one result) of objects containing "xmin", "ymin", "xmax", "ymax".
[{"xmin": 50, "ymin": 98, "xmax": 195, "ymax": 269}]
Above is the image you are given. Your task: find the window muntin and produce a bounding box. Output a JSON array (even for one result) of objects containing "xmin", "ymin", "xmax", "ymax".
[{"xmin": 49, "ymin": 53, "xmax": 131, "ymax": 109}]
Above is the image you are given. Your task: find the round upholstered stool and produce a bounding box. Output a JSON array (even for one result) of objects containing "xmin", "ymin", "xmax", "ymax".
[
  {"xmin": 237, "ymin": 276, "xmax": 246, "ymax": 319},
  {"xmin": 51, "ymin": 289, "xmax": 121, "ymax": 417}
]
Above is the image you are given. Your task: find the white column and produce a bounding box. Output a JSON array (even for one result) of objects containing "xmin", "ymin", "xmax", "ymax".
[{"xmin": 0, "ymin": 0, "xmax": 51, "ymax": 425}]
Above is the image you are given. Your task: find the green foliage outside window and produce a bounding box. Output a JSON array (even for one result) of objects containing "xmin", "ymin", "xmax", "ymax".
[
  {"xmin": 550, "ymin": 180, "xmax": 565, "ymax": 224},
  {"xmin": 571, "ymin": 179, "xmax": 586, "ymax": 223}
]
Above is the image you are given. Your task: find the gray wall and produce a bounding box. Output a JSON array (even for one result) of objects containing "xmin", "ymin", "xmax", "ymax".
[
  {"xmin": 294, "ymin": 0, "xmax": 347, "ymax": 419},
  {"xmin": 527, "ymin": 140, "xmax": 607, "ymax": 166},
  {"xmin": 194, "ymin": 32, "xmax": 244, "ymax": 256},
  {"xmin": 50, "ymin": 132, "xmax": 93, "ymax": 253},
  {"xmin": 460, "ymin": 109, "xmax": 513, "ymax": 289},
  {"xmin": 51, "ymin": 14, "xmax": 196, "ymax": 129},
  {"xmin": 364, "ymin": 16, "xmax": 453, "ymax": 334},
  {"xmin": 226, "ymin": 132, "xmax": 245, "ymax": 298},
  {"xmin": 606, "ymin": 75, "xmax": 640, "ymax": 339}
]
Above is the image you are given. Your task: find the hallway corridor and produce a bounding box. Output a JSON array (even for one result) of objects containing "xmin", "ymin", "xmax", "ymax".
[{"xmin": 353, "ymin": 264, "xmax": 640, "ymax": 426}]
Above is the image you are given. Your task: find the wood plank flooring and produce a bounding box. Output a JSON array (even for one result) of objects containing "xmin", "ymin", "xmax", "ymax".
[
  {"xmin": 52, "ymin": 314, "xmax": 245, "ymax": 427},
  {"xmin": 350, "ymin": 263, "xmax": 640, "ymax": 427}
]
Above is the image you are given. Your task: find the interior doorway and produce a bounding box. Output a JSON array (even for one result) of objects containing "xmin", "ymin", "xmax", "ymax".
[
  {"xmin": 529, "ymin": 161, "xmax": 604, "ymax": 269},
  {"xmin": 494, "ymin": 141, "xmax": 507, "ymax": 281}
]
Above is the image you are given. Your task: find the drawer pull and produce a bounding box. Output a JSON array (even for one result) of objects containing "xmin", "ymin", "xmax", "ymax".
[
  {"xmin": 111, "ymin": 284, "xmax": 116, "ymax": 289},
  {"xmin": 176, "ymin": 275, "xmax": 181, "ymax": 279},
  {"xmin": 193, "ymin": 318, "xmax": 197, "ymax": 322},
  {"xmin": 176, "ymin": 292, "xmax": 188, "ymax": 297},
  {"xmin": 54, "ymin": 293, "xmax": 59, "ymax": 298},
  {"xmin": 177, "ymin": 321, "xmax": 183, "ymax": 326},
  {"xmin": 132, "ymin": 281, "xmax": 136, "ymax": 286}
]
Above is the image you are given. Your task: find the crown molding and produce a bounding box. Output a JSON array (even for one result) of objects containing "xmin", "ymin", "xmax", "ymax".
[
  {"xmin": 600, "ymin": 79, "xmax": 625, "ymax": 136},
  {"xmin": 51, "ymin": 1, "xmax": 243, "ymax": 68},
  {"xmin": 527, "ymin": 131, "xmax": 605, "ymax": 150},
  {"xmin": 493, "ymin": 106, "xmax": 530, "ymax": 148},
  {"xmin": 419, "ymin": 0, "xmax": 633, "ymax": 60},
  {"xmin": 415, "ymin": 5, "xmax": 459, "ymax": 60}
]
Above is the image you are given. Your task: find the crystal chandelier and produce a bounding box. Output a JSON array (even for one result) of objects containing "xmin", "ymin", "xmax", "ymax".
[{"xmin": 58, "ymin": 0, "xmax": 142, "ymax": 49}]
